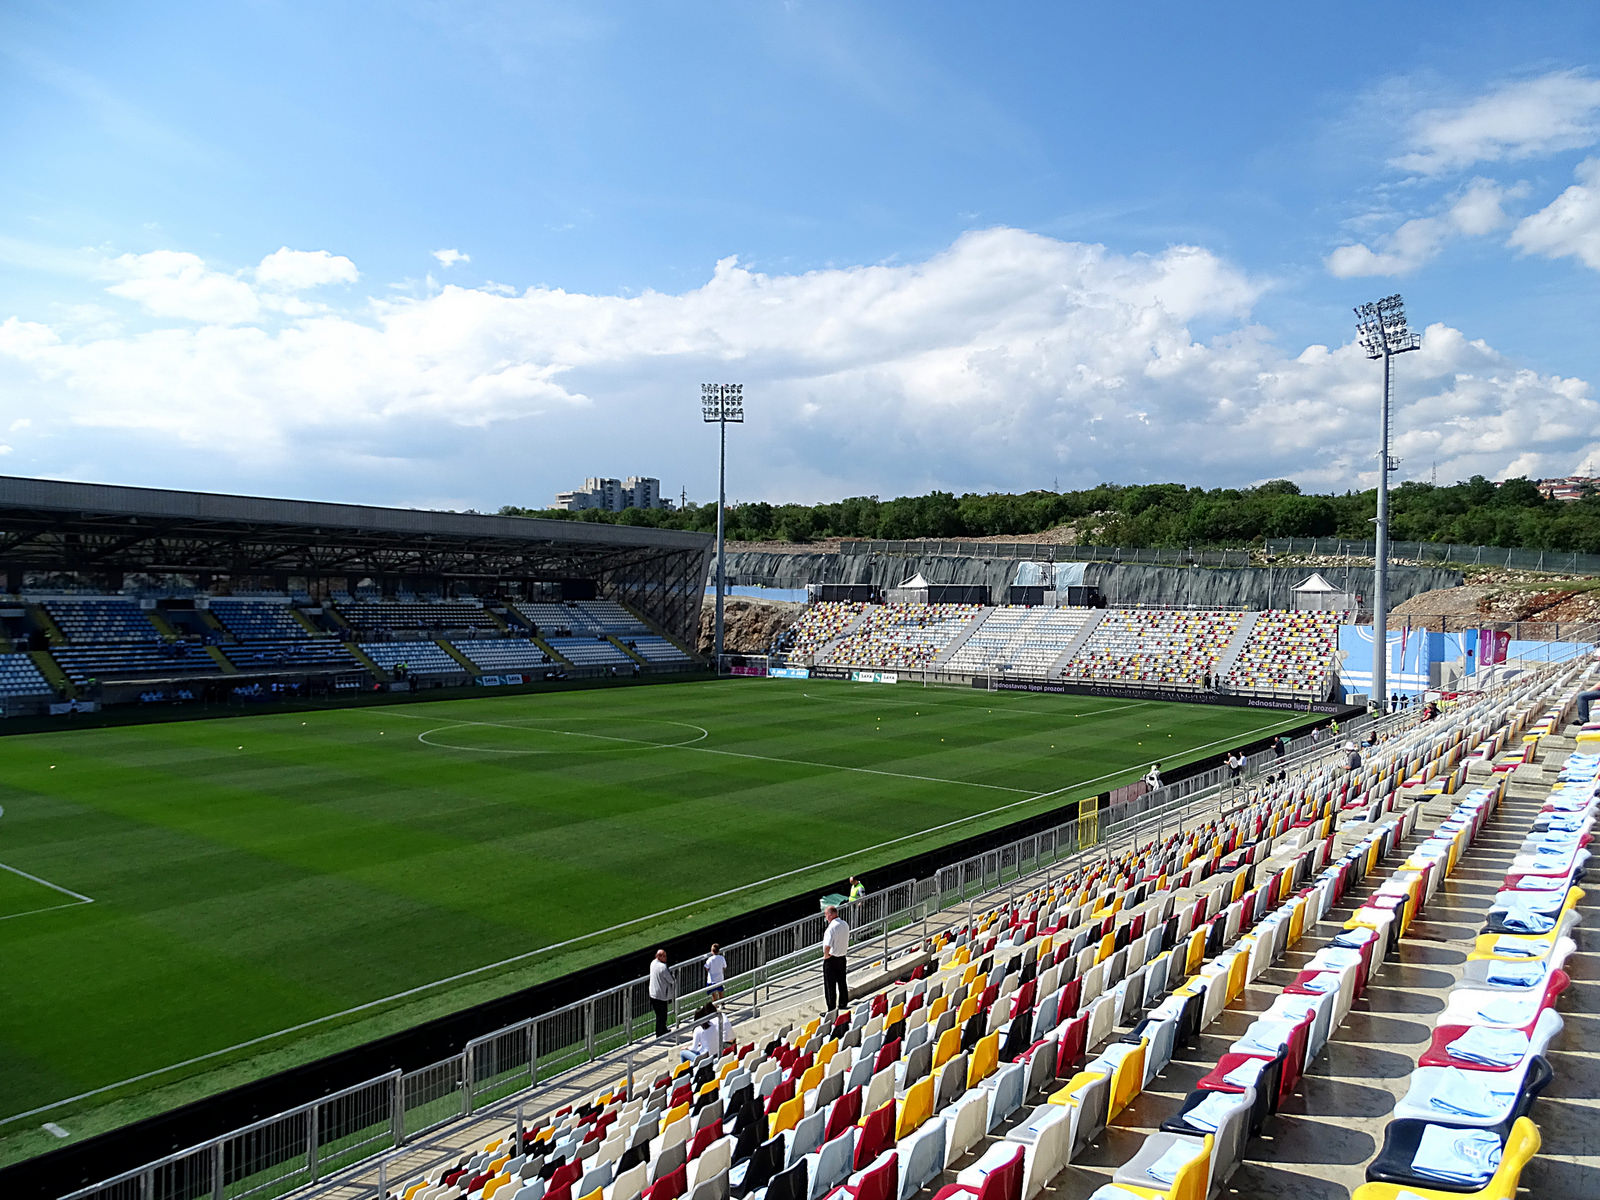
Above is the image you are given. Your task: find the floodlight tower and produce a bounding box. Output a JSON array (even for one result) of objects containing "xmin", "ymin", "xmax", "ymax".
[
  {"xmin": 702, "ymin": 383, "xmax": 744, "ymax": 667},
  {"xmin": 1354, "ymin": 294, "xmax": 1420, "ymax": 712}
]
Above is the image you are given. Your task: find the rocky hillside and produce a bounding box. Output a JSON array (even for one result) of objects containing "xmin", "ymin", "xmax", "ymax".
[
  {"xmin": 696, "ymin": 596, "xmax": 803, "ymax": 656},
  {"xmin": 1391, "ymin": 579, "xmax": 1600, "ymax": 636}
]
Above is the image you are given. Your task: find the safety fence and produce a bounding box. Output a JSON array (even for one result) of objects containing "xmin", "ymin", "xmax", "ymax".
[
  {"xmin": 1264, "ymin": 537, "xmax": 1600, "ymax": 574},
  {"xmin": 839, "ymin": 541, "xmax": 1252, "ymax": 566},
  {"xmin": 59, "ymin": 698, "xmax": 1391, "ymax": 1200}
]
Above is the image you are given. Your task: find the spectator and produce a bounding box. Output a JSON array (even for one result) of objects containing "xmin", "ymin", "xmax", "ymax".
[
  {"xmin": 1226, "ymin": 751, "xmax": 1243, "ymax": 785},
  {"xmin": 680, "ymin": 1006, "xmax": 723, "ymax": 1063},
  {"xmin": 648, "ymin": 949, "xmax": 675, "ymax": 1036},
  {"xmin": 1273, "ymin": 734, "xmax": 1288, "ymax": 760},
  {"xmin": 704, "ymin": 943, "xmax": 727, "ymax": 1002},
  {"xmin": 821, "ymin": 905, "xmax": 850, "ymax": 1012},
  {"xmin": 1144, "ymin": 762, "xmax": 1163, "ymax": 790},
  {"xmin": 1342, "ymin": 739, "xmax": 1361, "ymax": 771}
]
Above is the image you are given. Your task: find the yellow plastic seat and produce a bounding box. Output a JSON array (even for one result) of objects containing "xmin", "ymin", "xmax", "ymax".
[
  {"xmin": 798, "ymin": 1062, "xmax": 825, "ymax": 1096},
  {"xmin": 955, "ymin": 995, "xmax": 980, "ymax": 1027},
  {"xmin": 967, "ymin": 1032, "xmax": 1000, "ymax": 1086},
  {"xmin": 926, "ymin": 995, "xmax": 949, "ymax": 1024},
  {"xmin": 1224, "ymin": 950, "xmax": 1249, "ymax": 1003},
  {"xmin": 932, "ymin": 1026, "xmax": 962, "ymax": 1069},
  {"xmin": 895, "ymin": 1076, "xmax": 933, "ymax": 1139},
  {"xmin": 817, "ymin": 1039, "xmax": 839, "ymax": 1067},
  {"xmin": 1350, "ymin": 1118, "xmax": 1539, "ymax": 1200},
  {"xmin": 1105, "ymin": 1038, "xmax": 1148, "ymax": 1120},
  {"xmin": 1102, "ymin": 1132, "xmax": 1212, "ymax": 1200},
  {"xmin": 770, "ymin": 1094, "xmax": 805, "ymax": 1138},
  {"xmin": 1183, "ymin": 928, "xmax": 1208, "ymax": 975},
  {"xmin": 481, "ymin": 1176, "xmax": 512, "ymax": 1200},
  {"xmin": 664, "ymin": 1100, "xmax": 690, "ymax": 1128}
]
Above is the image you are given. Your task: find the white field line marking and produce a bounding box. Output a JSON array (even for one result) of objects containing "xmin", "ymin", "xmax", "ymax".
[
  {"xmin": 0, "ymin": 805, "xmax": 96, "ymax": 919},
  {"xmin": 383, "ymin": 707, "xmax": 1035, "ymax": 795},
  {"xmin": 416, "ymin": 720, "xmax": 710, "ymax": 755},
  {"xmin": 0, "ymin": 706, "xmax": 1306, "ymax": 1127},
  {"xmin": 799, "ymin": 691, "xmax": 1153, "ymax": 720}
]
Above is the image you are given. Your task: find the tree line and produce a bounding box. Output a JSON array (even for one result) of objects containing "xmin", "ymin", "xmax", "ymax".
[{"xmin": 497, "ymin": 476, "xmax": 1600, "ymax": 553}]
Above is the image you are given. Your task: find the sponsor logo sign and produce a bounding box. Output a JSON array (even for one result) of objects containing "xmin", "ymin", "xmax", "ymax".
[
  {"xmin": 850, "ymin": 670, "xmax": 899, "ymax": 684},
  {"xmin": 810, "ymin": 666, "xmax": 852, "ymax": 680},
  {"xmin": 730, "ymin": 664, "xmax": 769, "ymax": 677},
  {"xmin": 479, "ymin": 675, "xmax": 503, "ymax": 686},
  {"xmin": 769, "ymin": 666, "xmax": 810, "ymax": 679},
  {"xmin": 974, "ymin": 675, "xmax": 1350, "ymax": 715}
]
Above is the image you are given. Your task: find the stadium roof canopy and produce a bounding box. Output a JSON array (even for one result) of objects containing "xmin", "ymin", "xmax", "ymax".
[{"xmin": 0, "ymin": 476, "xmax": 713, "ymax": 640}]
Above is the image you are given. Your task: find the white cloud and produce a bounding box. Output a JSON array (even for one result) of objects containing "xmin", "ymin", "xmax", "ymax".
[
  {"xmin": 1394, "ymin": 70, "xmax": 1600, "ymax": 175},
  {"xmin": 1510, "ymin": 157, "xmax": 1600, "ymax": 270},
  {"xmin": 104, "ymin": 250, "xmax": 260, "ymax": 324},
  {"xmin": 255, "ymin": 247, "xmax": 359, "ymax": 290},
  {"xmin": 1, "ymin": 229, "xmax": 1594, "ymax": 505},
  {"xmin": 432, "ymin": 248, "xmax": 470, "ymax": 269},
  {"xmin": 1325, "ymin": 179, "xmax": 1526, "ymax": 277}
]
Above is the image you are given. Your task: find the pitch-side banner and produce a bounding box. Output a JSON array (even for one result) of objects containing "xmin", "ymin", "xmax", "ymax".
[
  {"xmin": 851, "ymin": 670, "xmax": 898, "ymax": 684},
  {"xmin": 769, "ymin": 666, "xmax": 810, "ymax": 679}
]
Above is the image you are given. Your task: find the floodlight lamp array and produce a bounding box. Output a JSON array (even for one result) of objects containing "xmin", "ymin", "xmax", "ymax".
[
  {"xmin": 701, "ymin": 382, "xmax": 745, "ymax": 423},
  {"xmin": 1354, "ymin": 294, "xmax": 1420, "ymax": 359}
]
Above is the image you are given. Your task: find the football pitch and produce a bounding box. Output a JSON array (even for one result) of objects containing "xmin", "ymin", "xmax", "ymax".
[{"xmin": 0, "ymin": 677, "xmax": 1301, "ymax": 1160}]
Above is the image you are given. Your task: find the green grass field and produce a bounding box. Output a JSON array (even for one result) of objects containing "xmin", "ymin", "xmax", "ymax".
[{"xmin": 0, "ymin": 677, "xmax": 1300, "ymax": 1163}]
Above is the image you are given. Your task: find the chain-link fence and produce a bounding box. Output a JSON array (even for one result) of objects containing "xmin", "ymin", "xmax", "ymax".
[
  {"xmin": 839, "ymin": 541, "xmax": 1252, "ymax": 565},
  {"xmin": 1264, "ymin": 537, "xmax": 1600, "ymax": 574}
]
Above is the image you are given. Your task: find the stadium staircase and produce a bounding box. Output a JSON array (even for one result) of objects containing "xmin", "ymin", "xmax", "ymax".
[
  {"xmin": 145, "ymin": 609, "xmax": 180, "ymax": 642},
  {"xmin": 196, "ymin": 609, "xmax": 230, "ymax": 637},
  {"xmin": 1210, "ymin": 610, "xmax": 1260, "ymax": 681},
  {"xmin": 30, "ymin": 603, "xmax": 67, "ymax": 646},
  {"xmin": 483, "ymin": 609, "xmax": 512, "ymax": 634},
  {"xmin": 931, "ymin": 607, "xmax": 995, "ymax": 668},
  {"xmin": 29, "ymin": 649, "xmax": 73, "ymax": 697},
  {"xmin": 608, "ymin": 635, "xmax": 647, "ymax": 666},
  {"xmin": 288, "ymin": 608, "xmax": 323, "ymax": 637},
  {"xmin": 321, "ymin": 603, "xmax": 355, "ymax": 634},
  {"xmin": 1044, "ymin": 608, "xmax": 1108, "ymax": 677},
  {"xmin": 204, "ymin": 646, "xmax": 238, "ymax": 674},
  {"xmin": 345, "ymin": 644, "xmax": 390, "ymax": 682},
  {"xmin": 438, "ymin": 639, "xmax": 482, "ymax": 675},
  {"xmin": 532, "ymin": 635, "xmax": 571, "ymax": 666},
  {"xmin": 0, "ymin": 626, "xmax": 10, "ymax": 652}
]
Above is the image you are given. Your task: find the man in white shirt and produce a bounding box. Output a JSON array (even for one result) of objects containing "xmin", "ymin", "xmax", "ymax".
[
  {"xmin": 1145, "ymin": 762, "xmax": 1162, "ymax": 791},
  {"xmin": 648, "ymin": 949, "xmax": 676, "ymax": 1037},
  {"xmin": 821, "ymin": 905, "xmax": 850, "ymax": 1012},
  {"xmin": 681, "ymin": 1012, "xmax": 721, "ymax": 1063},
  {"xmin": 704, "ymin": 943, "xmax": 727, "ymax": 1002}
]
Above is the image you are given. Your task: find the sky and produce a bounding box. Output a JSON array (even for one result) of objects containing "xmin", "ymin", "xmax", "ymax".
[{"xmin": 2, "ymin": 1, "xmax": 1600, "ymax": 513}]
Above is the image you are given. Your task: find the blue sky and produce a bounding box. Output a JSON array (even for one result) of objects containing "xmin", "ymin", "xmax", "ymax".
[{"xmin": 3, "ymin": 1, "xmax": 1599, "ymax": 511}]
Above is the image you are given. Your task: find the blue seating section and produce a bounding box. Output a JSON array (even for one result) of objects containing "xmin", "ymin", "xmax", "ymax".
[
  {"xmin": 53, "ymin": 644, "xmax": 216, "ymax": 683},
  {"xmin": 628, "ymin": 636, "xmax": 692, "ymax": 664},
  {"xmin": 360, "ymin": 641, "xmax": 466, "ymax": 675},
  {"xmin": 0, "ymin": 653, "xmax": 52, "ymax": 697},
  {"xmin": 574, "ymin": 600, "xmax": 648, "ymax": 634},
  {"xmin": 209, "ymin": 599, "xmax": 315, "ymax": 642},
  {"xmin": 545, "ymin": 637, "xmax": 635, "ymax": 666},
  {"xmin": 224, "ymin": 640, "xmax": 355, "ymax": 671},
  {"xmin": 47, "ymin": 598, "xmax": 161, "ymax": 645},
  {"xmin": 338, "ymin": 599, "xmax": 499, "ymax": 634},
  {"xmin": 457, "ymin": 639, "xmax": 557, "ymax": 672}
]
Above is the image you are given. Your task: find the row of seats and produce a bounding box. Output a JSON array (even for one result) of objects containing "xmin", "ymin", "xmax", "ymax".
[
  {"xmin": 459, "ymin": 640, "xmax": 561, "ymax": 673},
  {"xmin": 209, "ymin": 598, "xmax": 319, "ymax": 642},
  {"xmin": 361, "ymin": 641, "xmax": 469, "ymax": 675},
  {"xmin": 45, "ymin": 597, "xmax": 162, "ymax": 645},
  {"xmin": 772, "ymin": 604, "xmax": 867, "ymax": 659},
  {"xmin": 632, "ymin": 637, "xmax": 696, "ymax": 665},
  {"xmin": 1349, "ymin": 687, "xmax": 1598, "ymax": 1198},
  {"xmin": 942, "ymin": 609, "xmax": 1095, "ymax": 677},
  {"xmin": 381, "ymin": 674, "xmax": 1559, "ymax": 1200},
  {"xmin": 1223, "ymin": 610, "xmax": 1342, "ymax": 697},
  {"xmin": 547, "ymin": 638, "xmax": 637, "ymax": 667},
  {"xmin": 0, "ymin": 652, "xmax": 51, "ymax": 697},
  {"xmin": 338, "ymin": 598, "xmax": 500, "ymax": 633},
  {"xmin": 824, "ymin": 606, "xmax": 983, "ymax": 670},
  {"xmin": 1059, "ymin": 610, "xmax": 1242, "ymax": 688}
]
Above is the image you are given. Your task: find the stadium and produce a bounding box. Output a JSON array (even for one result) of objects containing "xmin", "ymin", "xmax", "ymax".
[
  {"xmin": 0, "ymin": 465, "xmax": 1597, "ymax": 1200},
  {"xmin": 7, "ymin": 7, "xmax": 1600, "ymax": 1200}
]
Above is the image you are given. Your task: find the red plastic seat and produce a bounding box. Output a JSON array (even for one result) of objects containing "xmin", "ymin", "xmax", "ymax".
[
  {"xmin": 930, "ymin": 1145, "xmax": 1023, "ymax": 1200},
  {"xmin": 644, "ymin": 1164, "xmax": 686, "ymax": 1200},
  {"xmin": 824, "ymin": 1087, "xmax": 862, "ymax": 1142},
  {"xmin": 853, "ymin": 1100, "xmax": 896, "ymax": 1171},
  {"xmin": 874, "ymin": 1038, "xmax": 902, "ymax": 1074},
  {"xmin": 828, "ymin": 1150, "xmax": 898, "ymax": 1200}
]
